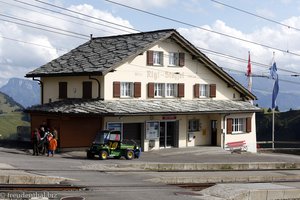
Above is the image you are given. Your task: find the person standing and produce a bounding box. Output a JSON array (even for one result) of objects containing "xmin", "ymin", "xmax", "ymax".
[
  {"xmin": 47, "ymin": 133, "xmax": 57, "ymax": 157},
  {"xmin": 31, "ymin": 128, "xmax": 40, "ymax": 156}
]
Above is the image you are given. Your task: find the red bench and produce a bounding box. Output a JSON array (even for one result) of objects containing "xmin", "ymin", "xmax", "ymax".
[{"xmin": 226, "ymin": 140, "xmax": 247, "ymax": 153}]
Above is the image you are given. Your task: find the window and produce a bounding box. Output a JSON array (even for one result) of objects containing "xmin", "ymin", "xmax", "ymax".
[
  {"xmin": 153, "ymin": 51, "xmax": 163, "ymax": 65},
  {"xmin": 169, "ymin": 52, "xmax": 185, "ymax": 67},
  {"xmin": 82, "ymin": 81, "xmax": 92, "ymax": 99},
  {"xmin": 188, "ymin": 119, "xmax": 200, "ymax": 132},
  {"xmin": 154, "ymin": 83, "xmax": 164, "ymax": 97},
  {"xmin": 166, "ymin": 83, "xmax": 177, "ymax": 97},
  {"xmin": 232, "ymin": 118, "xmax": 245, "ymax": 133},
  {"xmin": 113, "ymin": 82, "xmax": 141, "ymax": 98},
  {"xmin": 121, "ymin": 82, "xmax": 133, "ymax": 97},
  {"xmin": 194, "ymin": 84, "xmax": 216, "ymax": 98},
  {"xmin": 200, "ymin": 84, "xmax": 209, "ymax": 97},
  {"xmin": 151, "ymin": 83, "xmax": 184, "ymax": 98},
  {"xmin": 59, "ymin": 82, "xmax": 67, "ymax": 99},
  {"xmin": 147, "ymin": 51, "xmax": 163, "ymax": 66}
]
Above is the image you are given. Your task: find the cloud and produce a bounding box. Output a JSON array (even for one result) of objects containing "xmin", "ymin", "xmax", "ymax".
[
  {"xmin": 0, "ymin": 1, "xmax": 134, "ymax": 87},
  {"xmin": 178, "ymin": 17, "xmax": 300, "ymax": 77},
  {"xmin": 111, "ymin": 0, "xmax": 177, "ymax": 10}
]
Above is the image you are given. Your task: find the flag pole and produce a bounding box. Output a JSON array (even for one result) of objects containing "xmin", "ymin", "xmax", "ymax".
[
  {"xmin": 272, "ymin": 108, "xmax": 275, "ymax": 150},
  {"xmin": 270, "ymin": 51, "xmax": 278, "ymax": 150},
  {"xmin": 247, "ymin": 51, "xmax": 253, "ymax": 104}
]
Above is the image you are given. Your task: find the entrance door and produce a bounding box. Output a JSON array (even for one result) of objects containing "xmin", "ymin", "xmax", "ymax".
[
  {"xmin": 211, "ymin": 120, "xmax": 217, "ymax": 146},
  {"xmin": 159, "ymin": 121, "xmax": 177, "ymax": 148}
]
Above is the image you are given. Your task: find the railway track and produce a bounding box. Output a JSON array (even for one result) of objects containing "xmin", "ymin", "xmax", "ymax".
[{"xmin": 0, "ymin": 184, "xmax": 84, "ymax": 191}]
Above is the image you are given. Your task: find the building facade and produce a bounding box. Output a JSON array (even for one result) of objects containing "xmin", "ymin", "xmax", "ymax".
[{"xmin": 26, "ymin": 29, "xmax": 260, "ymax": 152}]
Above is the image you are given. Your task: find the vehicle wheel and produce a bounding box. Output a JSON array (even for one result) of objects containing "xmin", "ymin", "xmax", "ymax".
[
  {"xmin": 99, "ymin": 150, "xmax": 108, "ymax": 160},
  {"xmin": 87, "ymin": 151, "xmax": 94, "ymax": 159},
  {"xmin": 125, "ymin": 150, "xmax": 134, "ymax": 160}
]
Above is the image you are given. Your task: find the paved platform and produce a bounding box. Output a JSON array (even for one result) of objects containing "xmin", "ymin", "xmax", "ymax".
[
  {"xmin": 197, "ymin": 182, "xmax": 300, "ymax": 200},
  {"xmin": 1, "ymin": 146, "xmax": 300, "ymax": 200}
]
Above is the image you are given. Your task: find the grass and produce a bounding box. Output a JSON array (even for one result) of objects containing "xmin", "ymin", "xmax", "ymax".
[{"xmin": 0, "ymin": 112, "xmax": 30, "ymax": 139}]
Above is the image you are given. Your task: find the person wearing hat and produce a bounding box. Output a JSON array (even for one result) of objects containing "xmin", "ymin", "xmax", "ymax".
[{"xmin": 47, "ymin": 133, "xmax": 57, "ymax": 157}]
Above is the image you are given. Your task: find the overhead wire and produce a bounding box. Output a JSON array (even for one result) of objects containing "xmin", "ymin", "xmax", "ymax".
[
  {"xmin": 33, "ymin": 0, "xmax": 140, "ymax": 33},
  {"xmin": 0, "ymin": 18, "xmax": 88, "ymax": 40},
  {"xmin": 104, "ymin": 0, "xmax": 300, "ymax": 57},
  {"xmin": 2, "ymin": 0, "xmax": 300, "ymax": 77},
  {"xmin": 0, "ymin": 13, "xmax": 90, "ymax": 39},
  {"xmin": 210, "ymin": 0, "xmax": 300, "ymax": 32},
  {"xmin": 0, "ymin": 35, "xmax": 65, "ymax": 51},
  {"xmin": 0, "ymin": 0, "xmax": 119, "ymax": 35},
  {"xmin": 11, "ymin": 0, "xmax": 300, "ymax": 75},
  {"xmin": 197, "ymin": 47, "xmax": 300, "ymax": 75},
  {"xmin": 12, "ymin": 0, "xmax": 135, "ymax": 34}
]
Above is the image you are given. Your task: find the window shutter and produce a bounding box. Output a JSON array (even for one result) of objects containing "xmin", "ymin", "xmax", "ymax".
[
  {"xmin": 179, "ymin": 53, "xmax": 185, "ymax": 67},
  {"xmin": 194, "ymin": 84, "xmax": 200, "ymax": 98},
  {"xmin": 134, "ymin": 82, "xmax": 141, "ymax": 98},
  {"xmin": 227, "ymin": 118, "xmax": 233, "ymax": 134},
  {"xmin": 148, "ymin": 82, "xmax": 154, "ymax": 98},
  {"xmin": 246, "ymin": 117, "xmax": 252, "ymax": 133},
  {"xmin": 59, "ymin": 82, "xmax": 67, "ymax": 99},
  {"xmin": 82, "ymin": 81, "xmax": 92, "ymax": 99},
  {"xmin": 210, "ymin": 84, "xmax": 216, "ymax": 98},
  {"xmin": 178, "ymin": 83, "xmax": 185, "ymax": 97},
  {"xmin": 113, "ymin": 81, "xmax": 120, "ymax": 98},
  {"xmin": 147, "ymin": 51, "xmax": 153, "ymax": 66}
]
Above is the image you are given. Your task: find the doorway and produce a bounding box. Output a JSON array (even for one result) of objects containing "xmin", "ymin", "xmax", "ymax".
[
  {"xmin": 211, "ymin": 120, "xmax": 217, "ymax": 146},
  {"xmin": 159, "ymin": 121, "xmax": 178, "ymax": 148}
]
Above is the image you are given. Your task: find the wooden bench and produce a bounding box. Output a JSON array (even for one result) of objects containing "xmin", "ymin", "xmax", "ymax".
[{"xmin": 226, "ymin": 140, "xmax": 247, "ymax": 153}]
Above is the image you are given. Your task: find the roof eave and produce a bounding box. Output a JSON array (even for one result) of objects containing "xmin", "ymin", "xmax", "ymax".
[{"xmin": 25, "ymin": 71, "xmax": 103, "ymax": 78}]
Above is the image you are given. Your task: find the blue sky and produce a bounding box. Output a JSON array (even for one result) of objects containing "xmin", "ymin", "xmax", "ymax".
[{"xmin": 1, "ymin": 0, "xmax": 300, "ymax": 99}]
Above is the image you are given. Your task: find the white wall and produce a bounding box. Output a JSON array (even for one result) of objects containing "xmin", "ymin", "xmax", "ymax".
[
  {"xmin": 224, "ymin": 113, "xmax": 257, "ymax": 153},
  {"xmin": 104, "ymin": 40, "xmax": 238, "ymax": 101},
  {"xmin": 41, "ymin": 76, "xmax": 103, "ymax": 103}
]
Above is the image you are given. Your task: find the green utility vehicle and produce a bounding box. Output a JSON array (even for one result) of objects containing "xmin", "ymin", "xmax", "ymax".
[{"xmin": 86, "ymin": 130, "xmax": 141, "ymax": 160}]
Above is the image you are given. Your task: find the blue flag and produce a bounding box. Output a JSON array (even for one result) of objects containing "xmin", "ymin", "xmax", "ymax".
[{"xmin": 270, "ymin": 62, "xmax": 279, "ymax": 109}]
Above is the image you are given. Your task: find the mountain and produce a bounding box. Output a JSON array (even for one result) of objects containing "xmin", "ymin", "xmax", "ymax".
[
  {"xmin": 0, "ymin": 78, "xmax": 40, "ymax": 108},
  {"xmin": 231, "ymin": 74, "xmax": 300, "ymax": 111},
  {"xmin": 0, "ymin": 74, "xmax": 299, "ymax": 111}
]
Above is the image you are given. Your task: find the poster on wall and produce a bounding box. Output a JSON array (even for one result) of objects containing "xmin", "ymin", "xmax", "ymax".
[
  {"xmin": 107, "ymin": 122, "xmax": 122, "ymax": 132},
  {"xmin": 146, "ymin": 121, "xmax": 159, "ymax": 139}
]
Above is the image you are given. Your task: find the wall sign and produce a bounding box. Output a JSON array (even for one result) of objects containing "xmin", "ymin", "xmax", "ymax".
[{"xmin": 162, "ymin": 116, "xmax": 176, "ymax": 120}]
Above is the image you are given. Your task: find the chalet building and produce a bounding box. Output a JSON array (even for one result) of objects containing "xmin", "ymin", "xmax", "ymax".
[{"xmin": 25, "ymin": 29, "xmax": 260, "ymax": 152}]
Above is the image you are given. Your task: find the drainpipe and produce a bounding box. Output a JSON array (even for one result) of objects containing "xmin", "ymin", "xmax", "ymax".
[
  {"xmin": 222, "ymin": 113, "xmax": 230, "ymax": 149},
  {"xmin": 32, "ymin": 77, "xmax": 44, "ymax": 104},
  {"xmin": 89, "ymin": 75, "xmax": 101, "ymax": 99}
]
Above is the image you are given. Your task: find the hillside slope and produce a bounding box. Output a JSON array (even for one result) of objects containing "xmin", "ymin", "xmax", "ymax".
[
  {"xmin": 256, "ymin": 110, "xmax": 300, "ymax": 147},
  {"xmin": 0, "ymin": 92, "xmax": 24, "ymax": 113},
  {"xmin": 0, "ymin": 92, "xmax": 29, "ymax": 140}
]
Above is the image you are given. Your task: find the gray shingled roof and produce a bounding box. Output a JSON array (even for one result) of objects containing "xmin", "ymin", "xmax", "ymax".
[
  {"xmin": 25, "ymin": 29, "xmax": 256, "ymax": 100},
  {"xmin": 26, "ymin": 99, "xmax": 261, "ymax": 116},
  {"xmin": 26, "ymin": 29, "xmax": 175, "ymax": 77}
]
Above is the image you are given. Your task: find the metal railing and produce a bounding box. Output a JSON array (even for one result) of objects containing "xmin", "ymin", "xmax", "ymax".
[{"xmin": 257, "ymin": 141, "xmax": 300, "ymax": 150}]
